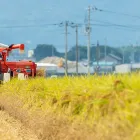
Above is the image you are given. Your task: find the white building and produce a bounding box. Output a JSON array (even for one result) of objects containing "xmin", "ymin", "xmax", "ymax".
[
  {"xmin": 115, "ymin": 63, "xmax": 140, "ymax": 73},
  {"xmin": 28, "ymin": 50, "xmax": 34, "ymax": 58},
  {"xmin": 93, "ymin": 61, "xmax": 115, "ymax": 73},
  {"xmin": 115, "ymin": 64, "xmax": 131, "ymax": 73}
]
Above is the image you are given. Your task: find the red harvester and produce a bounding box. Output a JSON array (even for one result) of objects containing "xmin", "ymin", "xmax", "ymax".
[{"xmin": 0, "ymin": 43, "xmax": 37, "ymax": 77}]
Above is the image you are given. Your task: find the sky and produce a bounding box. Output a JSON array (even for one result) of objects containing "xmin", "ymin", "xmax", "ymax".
[{"xmin": 0, "ymin": 0, "xmax": 140, "ymax": 52}]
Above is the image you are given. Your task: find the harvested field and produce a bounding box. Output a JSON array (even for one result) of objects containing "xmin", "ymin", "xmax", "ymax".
[{"xmin": 0, "ymin": 111, "xmax": 38, "ymax": 140}]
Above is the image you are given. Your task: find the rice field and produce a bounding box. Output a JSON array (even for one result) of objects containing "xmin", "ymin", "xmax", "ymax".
[{"xmin": 0, "ymin": 73, "xmax": 140, "ymax": 140}]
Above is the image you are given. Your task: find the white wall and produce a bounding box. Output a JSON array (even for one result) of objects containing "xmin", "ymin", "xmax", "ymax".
[{"xmin": 115, "ymin": 64, "xmax": 131, "ymax": 73}]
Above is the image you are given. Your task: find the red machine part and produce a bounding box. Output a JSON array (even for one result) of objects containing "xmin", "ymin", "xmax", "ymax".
[{"xmin": 0, "ymin": 44, "xmax": 37, "ymax": 77}]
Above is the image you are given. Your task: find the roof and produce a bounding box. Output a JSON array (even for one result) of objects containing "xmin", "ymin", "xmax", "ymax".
[
  {"xmin": 108, "ymin": 54, "xmax": 122, "ymax": 61},
  {"xmin": 38, "ymin": 56, "xmax": 80, "ymax": 69},
  {"xmin": 36, "ymin": 63, "xmax": 57, "ymax": 67},
  {"xmin": 100, "ymin": 54, "xmax": 122, "ymax": 62}
]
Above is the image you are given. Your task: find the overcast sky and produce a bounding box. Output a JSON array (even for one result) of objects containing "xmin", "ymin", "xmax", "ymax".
[{"xmin": 0, "ymin": 0, "xmax": 140, "ymax": 51}]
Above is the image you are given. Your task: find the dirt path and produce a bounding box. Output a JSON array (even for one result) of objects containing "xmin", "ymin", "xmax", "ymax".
[{"xmin": 0, "ymin": 111, "xmax": 39, "ymax": 140}]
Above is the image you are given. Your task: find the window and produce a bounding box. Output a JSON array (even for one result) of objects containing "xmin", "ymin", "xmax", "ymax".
[
  {"xmin": 26, "ymin": 69, "xmax": 31, "ymax": 73},
  {"xmin": 16, "ymin": 69, "xmax": 21, "ymax": 73},
  {"xmin": 0, "ymin": 53, "xmax": 2, "ymax": 60}
]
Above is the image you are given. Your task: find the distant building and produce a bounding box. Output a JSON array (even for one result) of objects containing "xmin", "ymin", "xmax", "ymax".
[
  {"xmin": 115, "ymin": 64, "xmax": 131, "ymax": 73},
  {"xmin": 57, "ymin": 63, "xmax": 94, "ymax": 74},
  {"xmin": 93, "ymin": 61, "xmax": 115, "ymax": 73},
  {"xmin": 115, "ymin": 63, "xmax": 140, "ymax": 73},
  {"xmin": 92, "ymin": 54, "xmax": 122, "ymax": 74},
  {"xmin": 100, "ymin": 53, "xmax": 122, "ymax": 65},
  {"xmin": 28, "ymin": 50, "xmax": 34, "ymax": 58}
]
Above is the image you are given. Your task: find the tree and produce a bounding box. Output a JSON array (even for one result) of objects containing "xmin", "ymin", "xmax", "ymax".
[
  {"xmin": 34, "ymin": 44, "xmax": 62, "ymax": 61},
  {"xmin": 117, "ymin": 46, "xmax": 140, "ymax": 63},
  {"xmin": 67, "ymin": 46, "xmax": 88, "ymax": 61},
  {"xmin": 33, "ymin": 44, "xmax": 123, "ymax": 63}
]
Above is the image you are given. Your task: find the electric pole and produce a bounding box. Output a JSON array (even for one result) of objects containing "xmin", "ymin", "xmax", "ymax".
[
  {"xmin": 96, "ymin": 40, "xmax": 100, "ymax": 74},
  {"xmin": 105, "ymin": 38, "xmax": 107, "ymax": 63},
  {"xmin": 58, "ymin": 21, "xmax": 79, "ymax": 75},
  {"xmin": 87, "ymin": 6, "xmax": 91, "ymax": 75},
  {"xmin": 65, "ymin": 21, "xmax": 68, "ymax": 75},
  {"xmin": 96, "ymin": 41, "xmax": 99, "ymax": 65},
  {"xmin": 69, "ymin": 23, "xmax": 81, "ymax": 75},
  {"xmin": 122, "ymin": 46, "xmax": 125, "ymax": 64},
  {"xmin": 105, "ymin": 38, "xmax": 107, "ymax": 73},
  {"xmin": 52, "ymin": 45, "xmax": 54, "ymax": 56},
  {"xmin": 76, "ymin": 24, "xmax": 78, "ymax": 75}
]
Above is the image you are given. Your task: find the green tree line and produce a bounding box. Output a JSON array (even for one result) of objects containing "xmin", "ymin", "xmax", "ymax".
[{"xmin": 33, "ymin": 44, "xmax": 140, "ymax": 63}]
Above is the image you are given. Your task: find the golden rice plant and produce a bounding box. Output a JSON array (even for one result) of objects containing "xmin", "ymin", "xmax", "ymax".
[
  {"xmin": 36, "ymin": 68, "xmax": 46, "ymax": 77},
  {"xmin": 0, "ymin": 73, "xmax": 140, "ymax": 139}
]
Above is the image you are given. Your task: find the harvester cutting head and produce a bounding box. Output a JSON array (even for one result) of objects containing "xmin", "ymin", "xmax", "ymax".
[
  {"xmin": 6, "ymin": 44, "xmax": 24, "ymax": 56},
  {"xmin": 8, "ymin": 44, "xmax": 25, "ymax": 54},
  {"xmin": 0, "ymin": 43, "xmax": 25, "ymax": 56},
  {"xmin": 0, "ymin": 43, "xmax": 9, "ymax": 48}
]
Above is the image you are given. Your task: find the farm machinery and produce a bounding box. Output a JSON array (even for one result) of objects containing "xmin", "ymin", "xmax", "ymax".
[{"xmin": 0, "ymin": 43, "xmax": 37, "ymax": 78}]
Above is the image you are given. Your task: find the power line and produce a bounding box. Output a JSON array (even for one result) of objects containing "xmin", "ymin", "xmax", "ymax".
[
  {"xmin": 90, "ymin": 23, "xmax": 140, "ymax": 32},
  {"xmin": 0, "ymin": 22, "xmax": 140, "ymax": 33},
  {"xmin": 93, "ymin": 20, "xmax": 140, "ymax": 30},
  {"xmin": 91, "ymin": 24, "xmax": 140, "ymax": 32},
  {"xmin": 0, "ymin": 20, "xmax": 140, "ymax": 30},
  {"xmin": 94, "ymin": 7, "xmax": 140, "ymax": 19},
  {"xmin": 84, "ymin": 6, "xmax": 140, "ymax": 30},
  {"xmin": 0, "ymin": 23, "xmax": 62, "ymax": 28}
]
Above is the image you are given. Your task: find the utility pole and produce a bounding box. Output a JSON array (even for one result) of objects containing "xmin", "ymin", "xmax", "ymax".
[
  {"xmin": 96, "ymin": 40, "xmax": 100, "ymax": 74},
  {"xmin": 105, "ymin": 38, "xmax": 107, "ymax": 73},
  {"xmin": 69, "ymin": 23, "xmax": 80, "ymax": 75},
  {"xmin": 96, "ymin": 41, "xmax": 99, "ymax": 65},
  {"xmin": 87, "ymin": 6, "xmax": 91, "ymax": 75},
  {"xmin": 76, "ymin": 24, "xmax": 78, "ymax": 75},
  {"xmin": 105, "ymin": 38, "xmax": 107, "ymax": 63},
  {"xmin": 52, "ymin": 45, "xmax": 54, "ymax": 56},
  {"xmin": 58, "ymin": 21, "xmax": 79, "ymax": 75},
  {"xmin": 122, "ymin": 47, "xmax": 125, "ymax": 64},
  {"xmin": 65, "ymin": 21, "xmax": 68, "ymax": 75}
]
